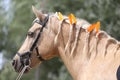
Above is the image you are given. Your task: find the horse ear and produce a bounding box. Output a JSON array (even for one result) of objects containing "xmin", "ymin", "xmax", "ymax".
[{"xmin": 32, "ymin": 6, "xmax": 45, "ymax": 21}]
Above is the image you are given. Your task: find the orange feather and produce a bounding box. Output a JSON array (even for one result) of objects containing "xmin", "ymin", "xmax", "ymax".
[
  {"xmin": 68, "ymin": 13, "xmax": 77, "ymax": 24},
  {"xmin": 87, "ymin": 24, "xmax": 96, "ymax": 32},
  {"xmin": 87, "ymin": 21, "xmax": 100, "ymax": 33},
  {"xmin": 95, "ymin": 21, "xmax": 100, "ymax": 33},
  {"xmin": 68, "ymin": 14, "xmax": 73, "ymax": 24},
  {"xmin": 71, "ymin": 14, "xmax": 77, "ymax": 24}
]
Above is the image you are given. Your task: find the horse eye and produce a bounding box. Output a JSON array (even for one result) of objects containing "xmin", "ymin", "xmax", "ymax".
[{"xmin": 27, "ymin": 32, "xmax": 34, "ymax": 37}]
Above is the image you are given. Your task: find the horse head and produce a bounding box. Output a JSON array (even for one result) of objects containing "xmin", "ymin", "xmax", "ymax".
[{"xmin": 12, "ymin": 6, "xmax": 59, "ymax": 73}]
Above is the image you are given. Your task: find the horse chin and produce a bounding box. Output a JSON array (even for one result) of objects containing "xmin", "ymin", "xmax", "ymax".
[
  {"xmin": 23, "ymin": 67, "xmax": 30, "ymax": 73},
  {"xmin": 15, "ymin": 65, "xmax": 31, "ymax": 73},
  {"xmin": 18, "ymin": 67, "xmax": 30, "ymax": 73}
]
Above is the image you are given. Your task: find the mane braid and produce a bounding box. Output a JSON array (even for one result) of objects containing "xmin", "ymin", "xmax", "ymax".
[
  {"xmin": 89, "ymin": 34, "xmax": 97, "ymax": 60},
  {"xmin": 70, "ymin": 25, "xmax": 81, "ymax": 56},
  {"xmin": 87, "ymin": 31, "xmax": 94, "ymax": 59},
  {"xmin": 104, "ymin": 38, "xmax": 117, "ymax": 56},
  {"xmin": 54, "ymin": 20, "xmax": 64, "ymax": 45},
  {"xmin": 64, "ymin": 24, "xmax": 74, "ymax": 54},
  {"xmin": 82, "ymin": 32, "xmax": 90, "ymax": 60},
  {"xmin": 115, "ymin": 43, "xmax": 120, "ymax": 56}
]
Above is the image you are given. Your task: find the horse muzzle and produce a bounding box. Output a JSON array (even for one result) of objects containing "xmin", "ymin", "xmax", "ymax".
[{"xmin": 12, "ymin": 52, "xmax": 31, "ymax": 73}]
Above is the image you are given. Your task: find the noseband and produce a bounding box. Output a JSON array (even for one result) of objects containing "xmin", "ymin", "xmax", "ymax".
[{"xmin": 16, "ymin": 15, "xmax": 49, "ymax": 66}]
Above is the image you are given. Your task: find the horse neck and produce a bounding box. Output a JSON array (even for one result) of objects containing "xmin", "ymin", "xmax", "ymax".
[
  {"xmin": 56, "ymin": 19, "xmax": 120, "ymax": 80},
  {"xmin": 56, "ymin": 19, "xmax": 91, "ymax": 79}
]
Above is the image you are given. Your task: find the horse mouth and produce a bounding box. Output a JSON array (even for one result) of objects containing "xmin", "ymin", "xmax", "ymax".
[
  {"xmin": 12, "ymin": 60, "xmax": 30, "ymax": 73},
  {"xmin": 13, "ymin": 65, "xmax": 30, "ymax": 73},
  {"xmin": 18, "ymin": 66, "xmax": 30, "ymax": 73}
]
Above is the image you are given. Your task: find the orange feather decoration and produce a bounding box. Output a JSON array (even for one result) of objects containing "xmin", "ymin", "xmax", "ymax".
[
  {"xmin": 68, "ymin": 13, "xmax": 77, "ymax": 24},
  {"xmin": 87, "ymin": 21, "xmax": 100, "ymax": 33}
]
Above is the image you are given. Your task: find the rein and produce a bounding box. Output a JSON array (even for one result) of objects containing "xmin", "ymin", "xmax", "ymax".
[
  {"xmin": 15, "ymin": 15, "xmax": 49, "ymax": 80},
  {"xmin": 16, "ymin": 65, "xmax": 30, "ymax": 80}
]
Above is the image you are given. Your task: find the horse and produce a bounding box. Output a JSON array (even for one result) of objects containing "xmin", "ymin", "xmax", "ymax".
[{"xmin": 12, "ymin": 6, "xmax": 120, "ymax": 80}]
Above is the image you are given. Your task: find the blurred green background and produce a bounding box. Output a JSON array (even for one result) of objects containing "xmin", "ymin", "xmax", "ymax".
[{"xmin": 0, "ymin": 0, "xmax": 120, "ymax": 80}]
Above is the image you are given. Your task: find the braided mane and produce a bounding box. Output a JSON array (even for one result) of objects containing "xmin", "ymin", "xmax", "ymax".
[{"xmin": 53, "ymin": 12, "xmax": 119, "ymax": 58}]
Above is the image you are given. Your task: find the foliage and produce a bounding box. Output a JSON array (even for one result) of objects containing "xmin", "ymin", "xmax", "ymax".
[
  {"xmin": 0, "ymin": 61, "xmax": 17, "ymax": 80},
  {"xmin": 0, "ymin": 0, "xmax": 120, "ymax": 80}
]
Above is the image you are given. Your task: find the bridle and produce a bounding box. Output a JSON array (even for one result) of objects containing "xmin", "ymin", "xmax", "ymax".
[{"xmin": 16, "ymin": 15, "xmax": 49, "ymax": 66}]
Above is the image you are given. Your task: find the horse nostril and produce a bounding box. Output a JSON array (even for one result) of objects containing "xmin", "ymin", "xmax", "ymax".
[{"xmin": 12, "ymin": 60, "xmax": 16, "ymax": 66}]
